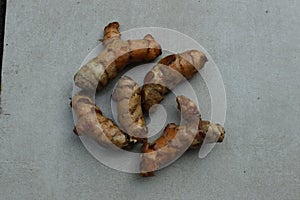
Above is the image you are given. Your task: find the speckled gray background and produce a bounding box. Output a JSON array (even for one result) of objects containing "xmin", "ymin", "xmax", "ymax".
[{"xmin": 0, "ymin": 0, "xmax": 299, "ymax": 199}]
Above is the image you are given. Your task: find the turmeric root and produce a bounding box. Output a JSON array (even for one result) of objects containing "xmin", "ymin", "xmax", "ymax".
[
  {"xmin": 176, "ymin": 95, "xmax": 225, "ymax": 148},
  {"xmin": 164, "ymin": 120, "xmax": 225, "ymax": 150},
  {"xmin": 74, "ymin": 22, "xmax": 162, "ymax": 91},
  {"xmin": 140, "ymin": 96, "xmax": 225, "ymax": 176},
  {"xmin": 112, "ymin": 76, "xmax": 148, "ymax": 142},
  {"xmin": 176, "ymin": 95, "xmax": 201, "ymax": 122},
  {"xmin": 140, "ymin": 122, "xmax": 199, "ymax": 177},
  {"xmin": 72, "ymin": 94, "xmax": 136, "ymax": 149},
  {"xmin": 189, "ymin": 120, "xmax": 225, "ymax": 149},
  {"xmin": 140, "ymin": 121, "xmax": 225, "ymax": 176},
  {"xmin": 141, "ymin": 50, "xmax": 207, "ymax": 111},
  {"xmin": 140, "ymin": 95, "xmax": 200, "ymax": 176}
]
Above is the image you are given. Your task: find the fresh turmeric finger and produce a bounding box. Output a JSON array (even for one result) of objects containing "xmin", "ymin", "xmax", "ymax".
[
  {"xmin": 72, "ymin": 94, "xmax": 136, "ymax": 149},
  {"xmin": 176, "ymin": 95, "xmax": 201, "ymax": 122},
  {"xmin": 175, "ymin": 96, "xmax": 225, "ymax": 147},
  {"xmin": 140, "ymin": 96, "xmax": 200, "ymax": 176},
  {"xmin": 74, "ymin": 22, "xmax": 162, "ymax": 91},
  {"xmin": 190, "ymin": 120, "xmax": 225, "ymax": 149},
  {"xmin": 140, "ymin": 96, "xmax": 225, "ymax": 176},
  {"xmin": 141, "ymin": 50, "xmax": 207, "ymax": 111},
  {"xmin": 113, "ymin": 76, "xmax": 148, "ymax": 142},
  {"xmin": 140, "ymin": 122, "xmax": 199, "ymax": 177}
]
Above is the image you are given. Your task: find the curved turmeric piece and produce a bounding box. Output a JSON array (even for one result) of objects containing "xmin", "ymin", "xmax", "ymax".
[
  {"xmin": 113, "ymin": 76, "xmax": 148, "ymax": 142},
  {"xmin": 72, "ymin": 94, "xmax": 136, "ymax": 149},
  {"xmin": 141, "ymin": 50, "xmax": 207, "ymax": 111},
  {"xmin": 74, "ymin": 22, "xmax": 162, "ymax": 91},
  {"xmin": 164, "ymin": 120, "xmax": 225, "ymax": 150},
  {"xmin": 140, "ymin": 122, "xmax": 199, "ymax": 177},
  {"xmin": 140, "ymin": 96, "xmax": 225, "ymax": 176},
  {"xmin": 140, "ymin": 96, "xmax": 200, "ymax": 176},
  {"xmin": 176, "ymin": 95, "xmax": 201, "ymax": 122}
]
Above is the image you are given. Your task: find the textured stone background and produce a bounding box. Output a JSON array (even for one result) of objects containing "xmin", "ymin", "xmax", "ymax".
[{"xmin": 0, "ymin": 0, "xmax": 299, "ymax": 199}]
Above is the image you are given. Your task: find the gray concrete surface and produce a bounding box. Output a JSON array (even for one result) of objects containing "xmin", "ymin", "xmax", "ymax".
[{"xmin": 1, "ymin": 0, "xmax": 299, "ymax": 199}]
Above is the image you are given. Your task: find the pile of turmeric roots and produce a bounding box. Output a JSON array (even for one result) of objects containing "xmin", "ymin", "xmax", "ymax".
[{"xmin": 71, "ymin": 22, "xmax": 225, "ymax": 176}]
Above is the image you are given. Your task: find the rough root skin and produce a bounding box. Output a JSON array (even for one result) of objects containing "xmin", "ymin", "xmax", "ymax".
[
  {"xmin": 140, "ymin": 122, "xmax": 199, "ymax": 177},
  {"xmin": 140, "ymin": 96, "xmax": 225, "ymax": 177},
  {"xmin": 176, "ymin": 95, "xmax": 201, "ymax": 122},
  {"xmin": 113, "ymin": 76, "xmax": 148, "ymax": 142},
  {"xmin": 140, "ymin": 96, "xmax": 201, "ymax": 177},
  {"xmin": 190, "ymin": 120, "xmax": 225, "ymax": 149},
  {"xmin": 74, "ymin": 22, "xmax": 162, "ymax": 91},
  {"xmin": 142, "ymin": 50, "xmax": 207, "ymax": 111},
  {"xmin": 72, "ymin": 94, "xmax": 135, "ymax": 149}
]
